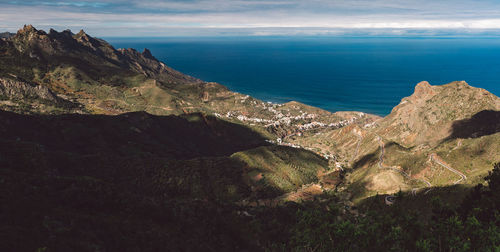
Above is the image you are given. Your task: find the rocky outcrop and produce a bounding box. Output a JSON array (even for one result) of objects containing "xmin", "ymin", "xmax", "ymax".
[
  {"xmin": 117, "ymin": 47, "xmax": 200, "ymax": 84},
  {"xmin": 5, "ymin": 25, "xmax": 201, "ymax": 86},
  {"xmin": 411, "ymin": 81, "xmax": 436, "ymax": 100},
  {"xmin": 141, "ymin": 48, "xmax": 155, "ymax": 60},
  {"xmin": 0, "ymin": 78, "xmax": 58, "ymax": 102},
  {"xmin": 0, "ymin": 78, "xmax": 80, "ymax": 112},
  {"xmin": 380, "ymin": 81, "xmax": 500, "ymax": 146}
]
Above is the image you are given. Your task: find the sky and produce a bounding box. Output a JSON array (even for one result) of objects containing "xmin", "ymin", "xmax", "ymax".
[{"xmin": 1, "ymin": 0, "xmax": 500, "ymax": 36}]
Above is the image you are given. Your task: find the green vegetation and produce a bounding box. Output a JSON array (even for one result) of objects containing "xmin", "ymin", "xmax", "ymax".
[
  {"xmin": 0, "ymin": 109, "xmax": 334, "ymax": 251},
  {"xmin": 258, "ymin": 164, "xmax": 500, "ymax": 251},
  {"xmin": 0, "ymin": 110, "xmax": 266, "ymax": 251},
  {"xmin": 0, "ymin": 26, "xmax": 499, "ymax": 251},
  {"xmin": 232, "ymin": 145, "xmax": 327, "ymax": 196},
  {"xmin": 3, "ymin": 117, "xmax": 496, "ymax": 251}
]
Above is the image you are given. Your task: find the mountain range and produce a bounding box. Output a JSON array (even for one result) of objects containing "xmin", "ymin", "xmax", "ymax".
[{"xmin": 1, "ymin": 25, "xmax": 499, "ymax": 251}]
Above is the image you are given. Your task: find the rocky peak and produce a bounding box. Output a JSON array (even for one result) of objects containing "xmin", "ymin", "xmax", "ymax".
[
  {"xmin": 10, "ymin": 26, "xmax": 115, "ymax": 59},
  {"xmin": 4, "ymin": 25, "xmax": 200, "ymax": 87},
  {"xmin": 119, "ymin": 47, "xmax": 157, "ymax": 61},
  {"xmin": 73, "ymin": 29, "xmax": 101, "ymax": 50},
  {"xmin": 414, "ymin": 80, "xmax": 431, "ymax": 92},
  {"xmin": 11, "ymin": 25, "xmax": 52, "ymax": 54},
  {"xmin": 62, "ymin": 29, "xmax": 73, "ymax": 36},
  {"xmin": 15, "ymin": 25, "xmax": 47, "ymax": 42},
  {"xmin": 48, "ymin": 28, "xmax": 73, "ymax": 37},
  {"xmin": 142, "ymin": 48, "xmax": 155, "ymax": 60},
  {"xmin": 47, "ymin": 29, "xmax": 75, "ymax": 43},
  {"xmin": 380, "ymin": 81, "xmax": 500, "ymax": 147},
  {"xmin": 444, "ymin": 80, "xmax": 470, "ymax": 90},
  {"xmin": 75, "ymin": 29, "xmax": 90, "ymax": 40},
  {"xmin": 411, "ymin": 81, "xmax": 436, "ymax": 101},
  {"xmin": 118, "ymin": 47, "xmax": 139, "ymax": 56},
  {"xmin": 17, "ymin": 24, "xmax": 39, "ymax": 35}
]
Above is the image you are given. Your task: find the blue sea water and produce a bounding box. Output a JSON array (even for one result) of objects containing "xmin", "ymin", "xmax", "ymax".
[{"xmin": 106, "ymin": 37, "xmax": 500, "ymax": 116}]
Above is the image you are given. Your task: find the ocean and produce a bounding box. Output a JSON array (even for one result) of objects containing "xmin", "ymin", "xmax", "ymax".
[{"xmin": 106, "ymin": 37, "xmax": 500, "ymax": 116}]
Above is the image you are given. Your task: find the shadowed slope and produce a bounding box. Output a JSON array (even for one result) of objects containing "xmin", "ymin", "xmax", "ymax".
[
  {"xmin": 0, "ymin": 110, "xmax": 268, "ymax": 159},
  {"xmin": 446, "ymin": 110, "xmax": 500, "ymax": 140},
  {"xmin": 0, "ymin": 110, "xmax": 272, "ymax": 251}
]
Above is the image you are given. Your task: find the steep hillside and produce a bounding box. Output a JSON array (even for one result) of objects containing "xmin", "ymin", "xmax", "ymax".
[
  {"xmin": 0, "ymin": 109, "xmax": 334, "ymax": 250},
  {"xmin": 0, "ymin": 111, "xmax": 259, "ymax": 250},
  {"xmin": 0, "ymin": 26, "xmax": 351, "ymax": 250},
  {"xmin": 377, "ymin": 81, "xmax": 499, "ymax": 146},
  {"xmin": 267, "ymin": 80, "xmax": 499, "ymax": 200},
  {"xmin": 0, "ymin": 25, "xmax": 204, "ymax": 115},
  {"xmin": 0, "ymin": 25, "xmax": 368, "ymax": 200},
  {"xmin": 326, "ymin": 81, "xmax": 500, "ymax": 200},
  {"xmin": 0, "ymin": 26, "xmax": 377, "ymax": 142},
  {"xmin": 1, "ymin": 25, "xmax": 498, "ymax": 201},
  {"xmin": 0, "ymin": 25, "xmax": 499, "ymax": 251},
  {"xmin": 232, "ymin": 145, "xmax": 328, "ymax": 198},
  {"xmin": 1, "ymin": 26, "xmax": 497, "ymax": 201}
]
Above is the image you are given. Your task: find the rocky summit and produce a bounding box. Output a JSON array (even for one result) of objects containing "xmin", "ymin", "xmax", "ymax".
[{"xmin": 0, "ymin": 26, "xmax": 499, "ymax": 251}]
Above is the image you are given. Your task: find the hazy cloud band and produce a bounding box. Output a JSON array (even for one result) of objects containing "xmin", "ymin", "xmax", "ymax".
[{"xmin": 1, "ymin": 0, "xmax": 500, "ymax": 36}]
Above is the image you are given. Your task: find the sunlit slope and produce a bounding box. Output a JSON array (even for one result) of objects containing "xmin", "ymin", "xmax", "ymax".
[{"xmin": 331, "ymin": 81, "xmax": 500, "ymax": 200}]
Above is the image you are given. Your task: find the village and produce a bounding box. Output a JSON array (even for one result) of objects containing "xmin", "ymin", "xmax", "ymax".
[{"xmin": 212, "ymin": 97, "xmax": 369, "ymax": 172}]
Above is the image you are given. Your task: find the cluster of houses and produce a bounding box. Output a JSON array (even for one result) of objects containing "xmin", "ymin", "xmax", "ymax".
[
  {"xmin": 363, "ymin": 121, "xmax": 377, "ymax": 128},
  {"xmin": 220, "ymin": 105, "xmax": 320, "ymax": 128},
  {"xmin": 214, "ymin": 99, "xmax": 368, "ymax": 171},
  {"xmin": 220, "ymin": 95, "xmax": 369, "ymax": 140},
  {"xmin": 293, "ymin": 113, "xmax": 365, "ymax": 132},
  {"xmin": 266, "ymin": 138, "xmax": 301, "ymax": 149},
  {"xmin": 236, "ymin": 114, "xmax": 274, "ymax": 124},
  {"xmin": 224, "ymin": 96, "xmax": 369, "ymax": 134},
  {"xmin": 217, "ymin": 111, "xmax": 274, "ymax": 124}
]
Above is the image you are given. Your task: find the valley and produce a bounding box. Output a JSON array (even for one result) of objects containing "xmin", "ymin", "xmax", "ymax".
[{"xmin": 0, "ymin": 25, "xmax": 499, "ymax": 251}]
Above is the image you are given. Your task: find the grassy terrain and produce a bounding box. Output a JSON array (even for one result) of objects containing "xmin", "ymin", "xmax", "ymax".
[
  {"xmin": 0, "ymin": 26, "xmax": 499, "ymax": 250},
  {"xmin": 232, "ymin": 146, "xmax": 328, "ymax": 197}
]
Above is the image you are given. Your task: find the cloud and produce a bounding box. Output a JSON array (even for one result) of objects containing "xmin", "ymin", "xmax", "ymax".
[
  {"xmin": 1, "ymin": 0, "xmax": 500, "ymax": 36},
  {"xmin": 134, "ymin": 0, "xmax": 295, "ymax": 13},
  {"xmin": 8, "ymin": 1, "xmax": 111, "ymax": 8}
]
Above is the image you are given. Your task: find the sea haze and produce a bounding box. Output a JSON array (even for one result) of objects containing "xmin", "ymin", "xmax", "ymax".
[{"xmin": 106, "ymin": 37, "xmax": 500, "ymax": 116}]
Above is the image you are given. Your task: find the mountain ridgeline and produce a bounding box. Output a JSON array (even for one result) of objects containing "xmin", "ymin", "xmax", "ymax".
[{"xmin": 0, "ymin": 26, "xmax": 499, "ymax": 251}]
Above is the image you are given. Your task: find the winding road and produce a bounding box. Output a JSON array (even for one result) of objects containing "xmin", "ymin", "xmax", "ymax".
[
  {"xmin": 429, "ymin": 153, "xmax": 467, "ymax": 184},
  {"xmin": 376, "ymin": 136, "xmax": 432, "ymax": 195}
]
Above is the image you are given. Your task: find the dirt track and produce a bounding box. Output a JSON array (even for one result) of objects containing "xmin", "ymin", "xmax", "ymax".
[
  {"xmin": 430, "ymin": 153, "xmax": 466, "ymax": 184},
  {"xmin": 376, "ymin": 136, "xmax": 432, "ymax": 195}
]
